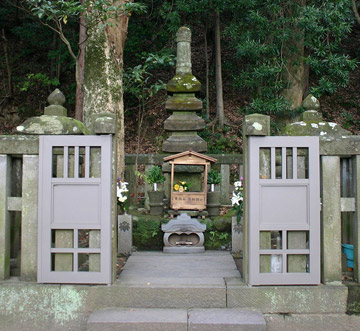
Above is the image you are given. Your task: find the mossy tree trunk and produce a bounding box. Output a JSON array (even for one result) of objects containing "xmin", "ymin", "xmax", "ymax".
[
  {"xmin": 215, "ymin": 11, "xmax": 224, "ymax": 128},
  {"xmin": 75, "ymin": 0, "xmax": 86, "ymax": 121},
  {"xmin": 281, "ymin": 0, "xmax": 307, "ymax": 109},
  {"xmin": 83, "ymin": 1, "xmax": 130, "ymax": 177}
]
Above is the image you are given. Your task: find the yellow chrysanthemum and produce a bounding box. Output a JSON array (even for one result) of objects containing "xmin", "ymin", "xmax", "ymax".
[{"xmin": 174, "ymin": 184, "xmax": 180, "ymax": 191}]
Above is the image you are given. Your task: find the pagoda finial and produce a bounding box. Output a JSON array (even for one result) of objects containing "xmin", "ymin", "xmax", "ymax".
[{"xmin": 176, "ymin": 26, "xmax": 192, "ymax": 74}]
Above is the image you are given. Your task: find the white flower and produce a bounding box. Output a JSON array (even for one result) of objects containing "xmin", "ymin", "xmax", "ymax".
[
  {"xmin": 234, "ymin": 181, "xmax": 242, "ymax": 188},
  {"xmin": 117, "ymin": 186, "xmax": 122, "ymax": 198},
  {"xmin": 231, "ymin": 192, "xmax": 243, "ymax": 206},
  {"xmin": 231, "ymin": 196, "xmax": 239, "ymax": 206},
  {"xmin": 119, "ymin": 181, "xmax": 128, "ymax": 192},
  {"xmin": 118, "ymin": 195, "xmax": 127, "ymax": 203}
]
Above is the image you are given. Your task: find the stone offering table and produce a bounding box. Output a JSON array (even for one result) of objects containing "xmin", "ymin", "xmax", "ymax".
[{"xmin": 162, "ymin": 213, "xmax": 206, "ymax": 253}]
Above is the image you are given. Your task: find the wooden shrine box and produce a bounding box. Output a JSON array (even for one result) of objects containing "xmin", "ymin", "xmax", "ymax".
[{"xmin": 164, "ymin": 151, "xmax": 217, "ymax": 210}]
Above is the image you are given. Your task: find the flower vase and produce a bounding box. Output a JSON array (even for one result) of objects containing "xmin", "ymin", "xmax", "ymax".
[
  {"xmin": 148, "ymin": 190, "xmax": 164, "ymax": 216},
  {"xmin": 207, "ymin": 191, "xmax": 220, "ymax": 216}
]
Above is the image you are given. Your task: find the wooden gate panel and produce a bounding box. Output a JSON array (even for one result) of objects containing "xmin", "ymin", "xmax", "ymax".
[
  {"xmin": 38, "ymin": 135, "xmax": 112, "ymax": 284},
  {"xmin": 249, "ymin": 136, "xmax": 320, "ymax": 285}
]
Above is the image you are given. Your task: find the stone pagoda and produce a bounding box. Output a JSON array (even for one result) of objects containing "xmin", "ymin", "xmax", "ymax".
[{"xmin": 162, "ymin": 27, "xmax": 207, "ymax": 153}]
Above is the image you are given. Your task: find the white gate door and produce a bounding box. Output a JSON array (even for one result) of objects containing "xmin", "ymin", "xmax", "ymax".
[
  {"xmin": 249, "ymin": 136, "xmax": 320, "ymax": 285},
  {"xmin": 38, "ymin": 135, "xmax": 112, "ymax": 284}
]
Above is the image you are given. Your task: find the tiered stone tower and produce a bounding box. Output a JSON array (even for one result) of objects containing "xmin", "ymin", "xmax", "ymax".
[{"xmin": 162, "ymin": 27, "xmax": 207, "ymax": 153}]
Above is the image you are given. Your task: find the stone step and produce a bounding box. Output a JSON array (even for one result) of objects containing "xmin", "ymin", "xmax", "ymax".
[
  {"xmin": 188, "ymin": 308, "xmax": 266, "ymax": 331},
  {"xmin": 87, "ymin": 308, "xmax": 266, "ymax": 331}
]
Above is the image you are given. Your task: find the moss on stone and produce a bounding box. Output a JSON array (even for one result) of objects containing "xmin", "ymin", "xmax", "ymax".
[
  {"xmin": 16, "ymin": 115, "xmax": 90, "ymax": 135},
  {"xmin": 283, "ymin": 120, "xmax": 351, "ymax": 137},
  {"xmin": 165, "ymin": 94, "xmax": 202, "ymax": 110},
  {"xmin": 167, "ymin": 73, "xmax": 201, "ymax": 92}
]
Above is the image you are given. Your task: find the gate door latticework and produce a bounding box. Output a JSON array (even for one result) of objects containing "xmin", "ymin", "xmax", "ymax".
[
  {"xmin": 38, "ymin": 135, "xmax": 112, "ymax": 284},
  {"xmin": 249, "ymin": 136, "xmax": 320, "ymax": 285}
]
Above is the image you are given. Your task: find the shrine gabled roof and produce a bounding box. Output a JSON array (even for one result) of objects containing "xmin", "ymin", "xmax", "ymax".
[{"xmin": 163, "ymin": 150, "xmax": 217, "ymax": 163}]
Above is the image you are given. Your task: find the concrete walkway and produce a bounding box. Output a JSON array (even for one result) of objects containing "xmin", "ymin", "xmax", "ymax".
[
  {"xmin": 118, "ymin": 251, "xmax": 241, "ymax": 286},
  {"xmin": 112, "ymin": 251, "xmax": 360, "ymax": 331}
]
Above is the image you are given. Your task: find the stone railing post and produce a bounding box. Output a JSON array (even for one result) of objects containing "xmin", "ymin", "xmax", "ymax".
[
  {"xmin": 0, "ymin": 155, "xmax": 11, "ymax": 280},
  {"xmin": 21, "ymin": 155, "xmax": 39, "ymax": 281},
  {"xmin": 242, "ymin": 114, "xmax": 271, "ymax": 284},
  {"xmin": 321, "ymin": 156, "xmax": 342, "ymax": 284},
  {"xmin": 354, "ymin": 155, "xmax": 360, "ymax": 282},
  {"xmin": 220, "ymin": 164, "xmax": 230, "ymax": 205}
]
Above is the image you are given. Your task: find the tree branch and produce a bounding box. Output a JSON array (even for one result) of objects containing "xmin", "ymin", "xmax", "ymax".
[{"xmin": 353, "ymin": 0, "xmax": 360, "ymax": 25}]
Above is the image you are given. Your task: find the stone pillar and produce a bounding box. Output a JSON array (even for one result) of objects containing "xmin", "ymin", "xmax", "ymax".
[
  {"xmin": 144, "ymin": 164, "xmax": 153, "ymax": 209},
  {"xmin": 0, "ymin": 155, "xmax": 10, "ymax": 280},
  {"xmin": 21, "ymin": 155, "xmax": 39, "ymax": 281},
  {"xmin": 354, "ymin": 155, "xmax": 360, "ymax": 282},
  {"xmin": 232, "ymin": 217, "xmax": 243, "ymax": 254},
  {"xmin": 125, "ymin": 164, "xmax": 137, "ymax": 206},
  {"xmin": 220, "ymin": 164, "xmax": 230, "ymax": 205},
  {"xmin": 321, "ymin": 155, "xmax": 342, "ymax": 283},
  {"xmin": 162, "ymin": 27, "xmax": 206, "ymax": 153},
  {"xmin": 118, "ymin": 214, "xmax": 132, "ymax": 255},
  {"xmin": 242, "ymin": 114, "xmax": 271, "ymax": 283}
]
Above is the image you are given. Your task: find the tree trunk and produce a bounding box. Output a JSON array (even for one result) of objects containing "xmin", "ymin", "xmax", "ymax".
[
  {"xmin": 1, "ymin": 28, "xmax": 13, "ymax": 98},
  {"xmin": 83, "ymin": 1, "xmax": 130, "ymax": 178},
  {"xmin": 75, "ymin": 0, "xmax": 86, "ymax": 121},
  {"xmin": 281, "ymin": 1, "xmax": 307, "ymax": 109},
  {"xmin": 353, "ymin": 0, "xmax": 360, "ymax": 25},
  {"xmin": 214, "ymin": 11, "xmax": 224, "ymax": 128},
  {"xmin": 204, "ymin": 22, "xmax": 210, "ymax": 119}
]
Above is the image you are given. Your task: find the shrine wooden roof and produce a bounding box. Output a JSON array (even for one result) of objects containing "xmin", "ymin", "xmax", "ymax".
[{"xmin": 163, "ymin": 150, "xmax": 217, "ymax": 164}]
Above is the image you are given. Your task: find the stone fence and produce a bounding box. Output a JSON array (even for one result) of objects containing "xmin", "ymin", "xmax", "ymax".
[{"xmin": 0, "ymin": 132, "xmax": 360, "ymax": 284}]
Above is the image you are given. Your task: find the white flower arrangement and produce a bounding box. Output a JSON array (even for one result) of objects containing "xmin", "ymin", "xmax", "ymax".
[
  {"xmin": 117, "ymin": 180, "xmax": 128, "ymax": 213},
  {"xmin": 231, "ymin": 178, "xmax": 244, "ymax": 223}
]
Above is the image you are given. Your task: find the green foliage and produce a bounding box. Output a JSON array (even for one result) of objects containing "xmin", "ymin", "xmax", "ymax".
[
  {"xmin": 207, "ymin": 169, "xmax": 221, "ymax": 185},
  {"xmin": 202, "ymin": 218, "xmax": 231, "ymax": 250},
  {"xmin": 26, "ymin": 0, "xmax": 147, "ymax": 30},
  {"xmin": 199, "ymin": 125, "xmax": 238, "ymax": 153},
  {"xmin": 341, "ymin": 111, "xmax": 360, "ymax": 130},
  {"xmin": 132, "ymin": 218, "xmax": 165, "ymax": 250},
  {"xmin": 19, "ymin": 73, "xmax": 60, "ymax": 92},
  {"xmin": 136, "ymin": 166, "xmax": 166, "ymax": 185},
  {"xmin": 224, "ymin": 0, "xmax": 356, "ymax": 114},
  {"xmin": 123, "ymin": 52, "xmax": 175, "ymax": 110},
  {"xmin": 348, "ymin": 301, "xmax": 360, "ymax": 315},
  {"xmin": 299, "ymin": 1, "xmax": 357, "ymax": 96}
]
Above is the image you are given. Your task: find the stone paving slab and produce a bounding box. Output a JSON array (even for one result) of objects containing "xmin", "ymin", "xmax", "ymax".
[
  {"xmin": 87, "ymin": 308, "xmax": 266, "ymax": 331},
  {"xmin": 87, "ymin": 308, "xmax": 187, "ymax": 331},
  {"xmin": 265, "ymin": 313, "xmax": 360, "ymax": 331},
  {"xmin": 120, "ymin": 251, "xmax": 241, "ymax": 285},
  {"xmin": 117, "ymin": 276, "xmax": 227, "ymax": 286},
  {"xmin": 188, "ymin": 308, "xmax": 266, "ymax": 331}
]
